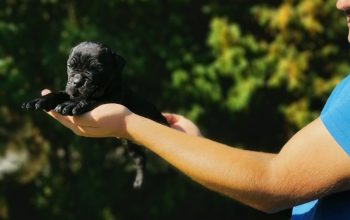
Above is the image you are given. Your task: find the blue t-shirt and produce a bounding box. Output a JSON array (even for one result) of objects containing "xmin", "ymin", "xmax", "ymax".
[{"xmin": 292, "ymin": 75, "xmax": 350, "ymax": 220}]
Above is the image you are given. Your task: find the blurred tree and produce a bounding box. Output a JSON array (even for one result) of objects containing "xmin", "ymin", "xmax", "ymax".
[{"xmin": 0, "ymin": 0, "xmax": 348, "ymax": 219}]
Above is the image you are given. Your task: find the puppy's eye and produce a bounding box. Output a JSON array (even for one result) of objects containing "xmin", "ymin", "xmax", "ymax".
[
  {"xmin": 68, "ymin": 61, "xmax": 77, "ymax": 68},
  {"xmin": 67, "ymin": 57, "xmax": 78, "ymax": 69},
  {"xmin": 89, "ymin": 64, "xmax": 103, "ymax": 72}
]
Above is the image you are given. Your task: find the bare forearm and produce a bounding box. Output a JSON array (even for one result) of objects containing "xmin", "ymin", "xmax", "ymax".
[
  {"xmin": 46, "ymin": 103, "xmax": 350, "ymax": 213},
  {"xmin": 125, "ymin": 114, "xmax": 277, "ymax": 211}
]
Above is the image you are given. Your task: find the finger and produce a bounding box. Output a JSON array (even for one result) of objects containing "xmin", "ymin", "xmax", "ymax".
[
  {"xmin": 162, "ymin": 113, "xmax": 177, "ymax": 124},
  {"xmin": 41, "ymin": 89, "xmax": 52, "ymax": 96},
  {"xmin": 162, "ymin": 113, "xmax": 182, "ymax": 119},
  {"xmin": 45, "ymin": 110, "xmax": 76, "ymax": 129},
  {"xmin": 71, "ymin": 112, "xmax": 96, "ymax": 126},
  {"xmin": 74, "ymin": 125, "xmax": 101, "ymax": 137},
  {"xmin": 45, "ymin": 110, "xmax": 98, "ymax": 133},
  {"xmin": 170, "ymin": 124, "xmax": 187, "ymax": 133},
  {"xmin": 71, "ymin": 104, "xmax": 121, "ymax": 125},
  {"xmin": 162, "ymin": 113, "xmax": 180, "ymax": 125}
]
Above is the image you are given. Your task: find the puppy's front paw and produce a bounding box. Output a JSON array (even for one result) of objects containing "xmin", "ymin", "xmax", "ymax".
[
  {"xmin": 22, "ymin": 92, "xmax": 70, "ymax": 112},
  {"xmin": 71, "ymin": 100, "xmax": 93, "ymax": 115},
  {"xmin": 22, "ymin": 97, "xmax": 53, "ymax": 111},
  {"xmin": 22, "ymin": 98, "xmax": 39, "ymax": 110},
  {"xmin": 54, "ymin": 100, "xmax": 95, "ymax": 115},
  {"xmin": 54, "ymin": 101, "xmax": 78, "ymax": 115}
]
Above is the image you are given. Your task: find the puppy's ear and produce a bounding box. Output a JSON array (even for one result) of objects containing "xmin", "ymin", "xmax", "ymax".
[{"xmin": 114, "ymin": 53, "xmax": 126, "ymax": 72}]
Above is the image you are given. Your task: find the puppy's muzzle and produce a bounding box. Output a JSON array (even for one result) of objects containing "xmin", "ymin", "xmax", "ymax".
[{"xmin": 72, "ymin": 74, "xmax": 85, "ymax": 88}]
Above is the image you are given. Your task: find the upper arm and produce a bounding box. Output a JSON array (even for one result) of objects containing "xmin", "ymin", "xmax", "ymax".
[{"xmin": 268, "ymin": 118, "xmax": 350, "ymax": 209}]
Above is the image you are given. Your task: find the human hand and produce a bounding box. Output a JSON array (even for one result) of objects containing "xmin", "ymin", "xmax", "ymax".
[
  {"xmin": 162, "ymin": 113, "xmax": 202, "ymax": 137},
  {"xmin": 41, "ymin": 89, "xmax": 133, "ymax": 138}
]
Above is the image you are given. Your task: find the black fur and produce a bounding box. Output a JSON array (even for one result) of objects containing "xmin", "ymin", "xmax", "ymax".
[{"xmin": 22, "ymin": 41, "xmax": 168, "ymax": 188}]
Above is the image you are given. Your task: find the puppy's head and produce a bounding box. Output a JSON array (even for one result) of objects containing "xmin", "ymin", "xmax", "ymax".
[{"xmin": 65, "ymin": 41, "xmax": 125, "ymax": 99}]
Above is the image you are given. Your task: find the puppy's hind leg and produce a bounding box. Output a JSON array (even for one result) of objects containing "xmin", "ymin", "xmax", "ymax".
[{"xmin": 122, "ymin": 140, "xmax": 146, "ymax": 189}]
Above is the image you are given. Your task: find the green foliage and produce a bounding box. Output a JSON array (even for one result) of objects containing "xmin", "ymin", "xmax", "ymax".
[{"xmin": 0, "ymin": 0, "xmax": 348, "ymax": 219}]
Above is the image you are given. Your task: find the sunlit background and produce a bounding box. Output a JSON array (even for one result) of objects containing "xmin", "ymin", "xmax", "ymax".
[{"xmin": 0, "ymin": 0, "xmax": 348, "ymax": 219}]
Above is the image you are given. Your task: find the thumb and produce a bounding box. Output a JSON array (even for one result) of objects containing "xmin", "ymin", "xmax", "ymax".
[{"xmin": 41, "ymin": 89, "xmax": 52, "ymax": 96}]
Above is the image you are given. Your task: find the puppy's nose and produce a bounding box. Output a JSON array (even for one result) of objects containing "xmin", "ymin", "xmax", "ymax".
[{"xmin": 72, "ymin": 74, "xmax": 84, "ymax": 87}]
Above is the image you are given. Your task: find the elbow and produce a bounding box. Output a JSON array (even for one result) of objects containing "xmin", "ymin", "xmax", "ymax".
[
  {"xmin": 247, "ymin": 196, "xmax": 294, "ymax": 213},
  {"xmin": 247, "ymin": 175, "xmax": 294, "ymax": 213},
  {"xmin": 254, "ymin": 205, "xmax": 275, "ymax": 214},
  {"xmin": 254, "ymin": 160, "xmax": 295, "ymax": 213},
  {"xmin": 251, "ymin": 201, "xmax": 286, "ymax": 214},
  {"xmin": 258, "ymin": 204, "xmax": 285, "ymax": 214}
]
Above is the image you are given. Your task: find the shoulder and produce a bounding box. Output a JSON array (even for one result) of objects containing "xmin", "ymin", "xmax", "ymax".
[
  {"xmin": 321, "ymin": 74, "xmax": 350, "ymax": 115},
  {"xmin": 321, "ymin": 74, "xmax": 350, "ymax": 156}
]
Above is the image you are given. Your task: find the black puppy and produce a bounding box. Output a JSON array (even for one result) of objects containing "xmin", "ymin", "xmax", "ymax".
[{"xmin": 22, "ymin": 41, "xmax": 168, "ymax": 188}]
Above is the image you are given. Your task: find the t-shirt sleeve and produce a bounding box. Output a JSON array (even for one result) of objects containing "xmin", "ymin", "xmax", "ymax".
[{"xmin": 320, "ymin": 75, "xmax": 350, "ymax": 156}]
